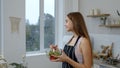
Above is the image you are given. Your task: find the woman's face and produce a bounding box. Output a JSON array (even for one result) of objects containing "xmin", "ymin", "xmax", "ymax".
[{"xmin": 64, "ymin": 16, "xmax": 73, "ymax": 32}]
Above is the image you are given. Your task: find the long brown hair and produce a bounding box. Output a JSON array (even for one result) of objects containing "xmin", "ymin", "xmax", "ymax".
[
  {"xmin": 67, "ymin": 12, "xmax": 93, "ymax": 65},
  {"xmin": 67, "ymin": 12, "xmax": 89, "ymax": 39}
]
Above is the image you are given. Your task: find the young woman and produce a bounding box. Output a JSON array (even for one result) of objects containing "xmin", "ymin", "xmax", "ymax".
[{"xmin": 50, "ymin": 12, "xmax": 93, "ymax": 68}]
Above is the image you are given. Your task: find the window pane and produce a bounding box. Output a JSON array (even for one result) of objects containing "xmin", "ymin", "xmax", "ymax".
[
  {"xmin": 25, "ymin": 0, "xmax": 56, "ymax": 52},
  {"xmin": 44, "ymin": 0, "xmax": 55, "ymax": 48},
  {"xmin": 26, "ymin": 0, "xmax": 40, "ymax": 52}
]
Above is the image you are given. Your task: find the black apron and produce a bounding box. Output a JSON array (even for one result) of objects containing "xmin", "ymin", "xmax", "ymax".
[{"xmin": 62, "ymin": 36, "xmax": 80, "ymax": 68}]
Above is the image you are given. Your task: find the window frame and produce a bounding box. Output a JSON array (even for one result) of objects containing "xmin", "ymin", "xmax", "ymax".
[{"xmin": 26, "ymin": 0, "xmax": 59, "ymax": 55}]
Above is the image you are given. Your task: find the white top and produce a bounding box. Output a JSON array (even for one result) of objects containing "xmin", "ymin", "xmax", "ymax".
[{"xmin": 75, "ymin": 37, "xmax": 83, "ymax": 63}]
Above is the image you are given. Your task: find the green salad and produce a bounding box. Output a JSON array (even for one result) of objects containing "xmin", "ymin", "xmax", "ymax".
[{"xmin": 48, "ymin": 49, "xmax": 61, "ymax": 56}]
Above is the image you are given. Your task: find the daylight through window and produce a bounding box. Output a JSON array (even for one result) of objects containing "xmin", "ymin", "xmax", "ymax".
[{"xmin": 25, "ymin": 0, "xmax": 55, "ymax": 52}]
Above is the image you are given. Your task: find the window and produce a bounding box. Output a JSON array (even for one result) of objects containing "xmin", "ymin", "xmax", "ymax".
[{"xmin": 25, "ymin": 0, "xmax": 56, "ymax": 52}]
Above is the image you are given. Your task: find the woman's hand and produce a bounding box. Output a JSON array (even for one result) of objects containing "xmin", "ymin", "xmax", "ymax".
[
  {"xmin": 51, "ymin": 50, "xmax": 69, "ymax": 62},
  {"xmin": 49, "ymin": 44, "xmax": 69, "ymax": 62},
  {"xmin": 50, "ymin": 44, "xmax": 61, "ymax": 52},
  {"xmin": 50, "ymin": 44, "xmax": 58, "ymax": 50}
]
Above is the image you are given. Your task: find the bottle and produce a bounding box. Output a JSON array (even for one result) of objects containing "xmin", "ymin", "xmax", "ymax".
[
  {"xmin": 94, "ymin": 9, "xmax": 100, "ymax": 15},
  {"xmin": 89, "ymin": 9, "xmax": 94, "ymax": 15}
]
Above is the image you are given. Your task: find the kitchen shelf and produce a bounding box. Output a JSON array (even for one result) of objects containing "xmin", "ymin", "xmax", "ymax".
[
  {"xmin": 99, "ymin": 24, "xmax": 120, "ymax": 28},
  {"xmin": 87, "ymin": 13, "xmax": 120, "ymax": 28},
  {"xmin": 87, "ymin": 14, "xmax": 110, "ymax": 17}
]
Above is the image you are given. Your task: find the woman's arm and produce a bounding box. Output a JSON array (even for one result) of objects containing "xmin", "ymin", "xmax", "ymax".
[{"xmin": 65, "ymin": 38, "xmax": 92, "ymax": 68}]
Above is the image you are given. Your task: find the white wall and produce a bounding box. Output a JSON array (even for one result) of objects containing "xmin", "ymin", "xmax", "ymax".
[
  {"xmin": 0, "ymin": 0, "xmax": 1, "ymax": 54},
  {"xmin": 63, "ymin": 0, "xmax": 79, "ymax": 35},
  {"xmin": 79, "ymin": 0, "xmax": 120, "ymax": 57},
  {"xmin": 0, "ymin": 0, "xmax": 4, "ymax": 56},
  {"xmin": 26, "ymin": 55, "xmax": 62, "ymax": 68},
  {"xmin": 79, "ymin": 0, "xmax": 120, "ymax": 34},
  {"xmin": 2, "ymin": 0, "xmax": 25, "ymax": 64}
]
